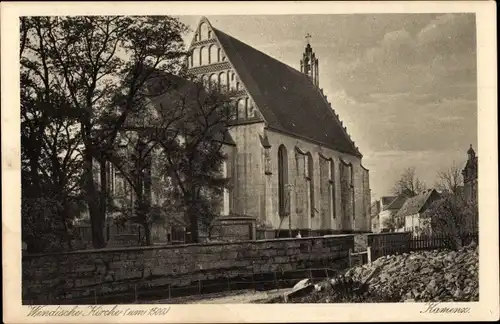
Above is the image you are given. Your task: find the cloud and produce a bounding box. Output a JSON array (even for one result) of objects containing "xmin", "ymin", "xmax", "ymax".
[{"xmin": 335, "ymin": 13, "xmax": 476, "ymax": 105}]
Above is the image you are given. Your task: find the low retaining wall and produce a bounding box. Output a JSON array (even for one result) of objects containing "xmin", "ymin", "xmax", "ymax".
[{"xmin": 22, "ymin": 235, "xmax": 355, "ymax": 304}]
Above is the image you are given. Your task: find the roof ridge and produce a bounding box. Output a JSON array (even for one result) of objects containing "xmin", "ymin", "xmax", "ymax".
[
  {"xmin": 212, "ymin": 27, "xmax": 305, "ymax": 76},
  {"xmin": 203, "ymin": 21, "xmax": 362, "ymax": 156}
]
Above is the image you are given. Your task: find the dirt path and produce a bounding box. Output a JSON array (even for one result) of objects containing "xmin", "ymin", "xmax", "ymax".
[{"xmin": 139, "ymin": 288, "xmax": 292, "ymax": 304}]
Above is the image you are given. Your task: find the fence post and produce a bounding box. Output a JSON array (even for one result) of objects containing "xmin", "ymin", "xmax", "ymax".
[
  {"xmin": 198, "ymin": 280, "xmax": 202, "ymax": 294},
  {"xmin": 367, "ymin": 246, "xmax": 372, "ymax": 264},
  {"xmin": 168, "ymin": 284, "xmax": 171, "ymax": 300},
  {"xmin": 348, "ymin": 248, "xmax": 352, "ymax": 268}
]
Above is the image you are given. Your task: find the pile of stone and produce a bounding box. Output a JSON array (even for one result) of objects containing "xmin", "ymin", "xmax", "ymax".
[{"xmin": 275, "ymin": 244, "xmax": 479, "ymax": 303}]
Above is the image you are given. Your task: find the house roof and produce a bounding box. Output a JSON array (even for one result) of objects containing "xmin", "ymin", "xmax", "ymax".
[
  {"xmin": 384, "ymin": 195, "xmax": 408, "ymax": 211},
  {"xmin": 381, "ymin": 196, "xmax": 397, "ymax": 207},
  {"xmin": 395, "ymin": 189, "xmax": 440, "ymax": 218},
  {"xmin": 211, "ymin": 27, "xmax": 361, "ymax": 157}
]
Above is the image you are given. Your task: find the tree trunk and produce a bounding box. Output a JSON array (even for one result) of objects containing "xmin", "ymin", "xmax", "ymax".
[
  {"xmin": 84, "ymin": 150, "xmax": 106, "ymax": 248},
  {"xmin": 143, "ymin": 222, "xmax": 152, "ymax": 246},
  {"xmin": 99, "ymin": 158, "xmax": 108, "ymax": 233}
]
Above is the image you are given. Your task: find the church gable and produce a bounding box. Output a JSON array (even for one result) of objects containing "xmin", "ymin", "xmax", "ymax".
[{"xmin": 186, "ymin": 17, "xmax": 265, "ymax": 125}]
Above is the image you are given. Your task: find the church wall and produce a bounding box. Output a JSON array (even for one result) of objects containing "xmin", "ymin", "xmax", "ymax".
[
  {"xmin": 226, "ymin": 122, "xmax": 267, "ymax": 219},
  {"xmin": 265, "ymin": 129, "xmax": 371, "ymax": 232}
]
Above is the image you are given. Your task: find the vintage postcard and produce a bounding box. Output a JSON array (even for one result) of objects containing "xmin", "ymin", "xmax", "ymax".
[{"xmin": 2, "ymin": 1, "xmax": 498, "ymax": 323}]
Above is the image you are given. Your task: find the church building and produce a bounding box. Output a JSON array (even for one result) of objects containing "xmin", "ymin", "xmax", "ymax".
[{"xmin": 185, "ymin": 17, "xmax": 372, "ymax": 234}]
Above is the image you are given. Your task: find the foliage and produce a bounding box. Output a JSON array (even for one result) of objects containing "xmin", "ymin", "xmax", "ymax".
[
  {"xmin": 381, "ymin": 215, "xmax": 396, "ymax": 232},
  {"xmin": 435, "ymin": 162, "xmax": 464, "ymax": 195},
  {"xmin": 392, "ymin": 167, "xmax": 426, "ymax": 197},
  {"xmin": 421, "ymin": 191, "xmax": 478, "ymax": 249},
  {"xmin": 21, "ymin": 16, "xmax": 188, "ymax": 248}
]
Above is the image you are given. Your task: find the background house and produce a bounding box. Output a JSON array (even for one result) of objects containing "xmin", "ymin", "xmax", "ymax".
[{"xmin": 395, "ymin": 189, "xmax": 441, "ymax": 235}]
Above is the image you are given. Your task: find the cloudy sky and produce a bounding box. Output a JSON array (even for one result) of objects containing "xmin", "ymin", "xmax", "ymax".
[{"xmin": 177, "ymin": 14, "xmax": 477, "ymax": 199}]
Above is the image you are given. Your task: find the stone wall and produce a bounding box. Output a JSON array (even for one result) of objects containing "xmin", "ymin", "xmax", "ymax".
[{"xmin": 22, "ymin": 234, "xmax": 355, "ymax": 304}]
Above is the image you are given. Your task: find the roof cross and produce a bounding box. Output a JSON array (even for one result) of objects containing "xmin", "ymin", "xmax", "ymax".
[{"xmin": 305, "ymin": 33, "xmax": 312, "ymax": 44}]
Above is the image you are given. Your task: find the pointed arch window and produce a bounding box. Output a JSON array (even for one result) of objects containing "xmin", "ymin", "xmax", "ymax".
[
  {"xmin": 209, "ymin": 45, "xmax": 218, "ymax": 64},
  {"xmin": 306, "ymin": 153, "xmax": 314, "ymax": 218},
  {"xmin": 200, "ymin": 22, "xmax": 209, "ymax": 40},
  {"xmin": 247, "ymin": 98, "xmax": 255, "ymax": 118},
  {"xmin": 237, "ymin": 98, "xmax": 246, "ymax": 120},
  {"xmin": 350, "ymin": 164, "xmax": 355, "ymax": 220},
  {"xmin": 221, "ymin": 160, "xmax": 230, "ymax": 215},
  {"xmin": 208, "ymin": 30, "xmax": 212, "ymax": 39},
  {"xmin": 210, "ymin": 73, "xmax": 219, "ymax": 89},
  {"xmin": 193, "ymin": 48, "xmax": 200, "ymax": 67},
  {"xmin": 200, "ymin": 46, "xmax": 209, "ymax": 65},
  {"xmin": 219, "ymin": 71, "xmax": 228, "ymax": 91},
  {"xmin": 217, "ymin": 48, "xmax": 222, "ymax": 62},
  {"xmin": 330, "ymin": 160, "xmax": 336, "ymax": 219},
  {"xmin": 278, "ymin": 145, "xmax": 289, "ymax": 217},
  {"xmin": 201, "ymin": 74, "xmax": 209, "ymax": 88}
]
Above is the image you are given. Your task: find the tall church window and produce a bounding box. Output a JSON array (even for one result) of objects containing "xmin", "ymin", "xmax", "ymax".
[
  {"xmin": 237, "ymin": 99, "xmax": 246, "ymax": 120},
  {"xmin": 264, "ymin": 148, "xmax": 272, "ymax": 175},
  {"xmin": 201, "ymin": 74, "xmax": 209, "ymax": 88},
  {"xmin": 208, "ymin": 30, "xmax": 212, "ymax": 39},
  {"xmin": 193, "ymin": 48, "xmax": 200, "ymax": 67},
  {"xmin": 330, "ymin": 160, "xmax": 336, "ymax": 218},
  {"xmin": 351, "ymin": 165, "xmax": 355, "ymax": 220},
  {"xmin": 236, "ymin": 82, "xmax": 240, "ymax": 91},
  {"xmin": 217, "ymin": 48, "xmax": 222, "ymax": 62},
  {"xmin": 209, "ymin": 45, "xmax": 218, "ymax": 64},
  {"xmin": 278, "ymin": 145, "xmax": 289, "ymax": 217},
  {"xmin": 200, "ymin": 46, "xmax": 209, "ymax": 66},
  {"xmin": 306, "ymin": 153, "xmax": 314, "ymax": 218},
  {"xmin": 221, "ymin": 160, "xmax": 230, "ymax": 215}
]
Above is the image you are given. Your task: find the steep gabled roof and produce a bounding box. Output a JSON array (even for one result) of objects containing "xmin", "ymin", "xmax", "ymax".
[
  {"xmin": 395, "ymin": 189, "xmax": 440, "ymax": 218},
  {"xmin": 210, "ymin": 27, "xmax": 361, "ymax": 157},
  {"xmin": 384, "ymin": 195, "xmax": 409, "ymax": 211}
]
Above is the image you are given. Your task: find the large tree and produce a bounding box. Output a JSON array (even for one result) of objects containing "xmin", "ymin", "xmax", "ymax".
[
  {"xmin": 21, "ymin": 18, "xmax": 85, "ymax": 252},
  {"xmin": 421, "ymin": 192, "xmax": 478, "ymax": 249},
  {"xmin": 392, "ymin": 167, "xmax": 426, "ymax": 197},
  {"xmin": 20, "ymin": 16, "xmax": 188, "ymax": 248},
  {"xmin": 435, "ymin": 162, "xmax": 464, "ymax": 196},
  {"xmin": 102, "ymin": 75, "xmax": 236, "ymax": 244}
]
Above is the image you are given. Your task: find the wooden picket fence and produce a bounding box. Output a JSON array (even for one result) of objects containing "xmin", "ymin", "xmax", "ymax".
[{"xmin": 409, "ymin": 232, "xmax": 478, "ymax": 251}]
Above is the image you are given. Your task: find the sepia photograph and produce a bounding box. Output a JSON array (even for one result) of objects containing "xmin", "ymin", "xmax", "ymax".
[{"xmin": 2, "ymin": 1, "xmax": 498, "ymax": 323}]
